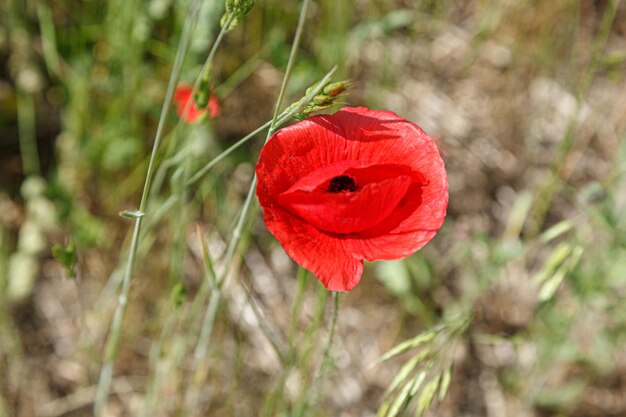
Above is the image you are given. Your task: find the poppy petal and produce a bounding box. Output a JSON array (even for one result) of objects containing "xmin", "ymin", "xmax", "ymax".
[
  {"xmin": 209, "ymin": 94, "xmax": 221, "ymax": 118},
  {"xmin": 263, "ymin": 207, "xmax": 363, "ymax": 291},
  {"xmin": 335, "ymin": 107, "xmax": 448, "ymax": 234},
  {"xmin": 255, "ymin": 106, "xmax": 448, "ymax": 291},
  {"xmin": 278, "ymin": 175, "xmax": 412, "ymax": 234},
  {"xmin": 255, "ymin": 117, "xmax": 348, "ymax": 203},
  {"xmin": 173, "ymin": 84, "xmax": 221, "ymax": 123}
]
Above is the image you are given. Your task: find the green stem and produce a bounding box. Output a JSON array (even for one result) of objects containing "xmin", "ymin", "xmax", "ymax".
[
  {"xmin": 95, "ymin": 10, "xmax": 237, "ymax": 312},
  {"xmin": 270, "ymin": 0, "xmax": 311, "ymax": 129},
  {"xmin": 186, "ymin": 64, "xmax": 337, "ymax": 187},
  {"xmin": 260, "ymin": 270, "xmax": 313, "ymax": 416},
  {"xmin": 218, "ymin": 0, "xmax": 313, "ymax": 281},
  {"xmin": 139, "ymin": 312, "xmax": 178, "ymax": 417},
  {"xmin": 215, "ymin": 33, "xmax": 280, "ymax": 98},
  {"xmin": 288, "ymin": 267, "xmax": 309, "ymax": 347},
  {"xmin": 36, "ymin": 0, "xmax": 64, "ymax": 79},
  {"xmin": 169, "ymin": 162, "xmax": 191, "ymax": 285},
  {"xmin": 16, "ymin": 90, "xmax": 39, "ymax": 177},
  {"xmin": 184, "ymin": 4, "xmax": 319, "ymax": 397},
  {"xmin": 93, "ymin": 0, "xmax": 204, "ymax": 413},
  {"xmin": 156, "ymin": 13, "xmax": 234, "ymax": 177},
  {"xmin": 184, "ymin": 287, "xmax": 221, "ymax": 412},
  {"xmin": 187, "ymin": 120, "xmax": 272, "ymax": 186},
  {"xmin": 295, "ymin": 291, "xmax": 340, "ymax": 417},
  {"xmin": 528, "ymin": 0, "xmax": 621, "ymax": 235},
  {"xmin": 174, "ymin": 13, "xmax": 233, "ymax": 131},
  {"xmin": 314, "ymin": 292, "xmax": 340, "ymax": 403}
]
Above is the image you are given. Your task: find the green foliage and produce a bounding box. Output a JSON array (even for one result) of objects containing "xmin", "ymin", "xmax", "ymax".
[
  {"xmin": 120, "ymin": 209, "xmax": 145, "ymax": 219},
  {"xmin": 169, "ymin": 281, "xmax": 186, "ymax": 308},
  {"xmin": 291, "ymin": 79, "xmax": 351, "ymax": 119},
  {"xmin": 376, "ymin": 316, "xmax": 470, "ymax": 417},
  {"xmin": 221, "ymin": 0, "xmax": 256, "ymax": 32},
  {"xmin": 2, "ymin": 0, "xmax": 626, "ymax": 416},
  {"xmin": 51, "ymin": 240, "xmax": 77, "ymax": 278}
]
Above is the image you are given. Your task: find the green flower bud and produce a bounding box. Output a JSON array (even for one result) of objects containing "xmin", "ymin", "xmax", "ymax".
[
  {"xmin": 287, "ymin": 79, "xmax": 351, "ymax": 120},
  {"xmin": 225, "ymin": 0, "xmax": 256, "ymax": 17},
  {"xmin": 313, "ymin": 94, "xmax": 332, "ymax": 105},
  {"xmin": 221, "ymin": 0, "xmax": 255, "ymax": 31},
  {"xmin": 323, "ymin": 81, "xmax": 350, "ymax": 97},
  {"xmin": 220, "ymin": 13, "xmax": 239, "ymax": 31}
]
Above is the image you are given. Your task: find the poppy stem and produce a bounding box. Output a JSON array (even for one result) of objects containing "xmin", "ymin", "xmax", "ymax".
[
  {"xmin": 322, "ymin": 291, "xmax": 340, "ymax": 373},
  {"xmin": 219, "ymin": 0, "xmax": 313, "ymax": 277},
  {"xmin": 176, "ymin": 13, "xmax": 233, "ymax": 124},
  {"xmin": 288, "ymin": 267, "xmax": 309, "ymax": 347},
  {"xmin": 309, "ymin": 291, "xmax": 340, "ymax": 412}
]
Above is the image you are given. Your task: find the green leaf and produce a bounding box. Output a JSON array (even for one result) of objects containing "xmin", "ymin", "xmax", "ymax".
[
  {"xmin": 503, "ymin": 191, "xmax": 533, "ymax": 240},
  {"xmin": 539, "ymin": 220, "xmax": 574, "ymax": 244},
  {"xmin": 416, "ymin": 375, "xmax": 440, "ymax": 416},
  {"xmin": 538, "ymin": 245, "xmax": 583, "ymax": 301},
  {"xmin": 377, "ymin": 401, "xmax": 391, "ymax": 417},
  {"xmin": 386, "ymin": 378, "xmax": 415, "ymax": 417},
  {"xmin": 376, "ymin": 331, "xmax": 436, "ymax": 364},
  {"xmin": 197, "ymin": 226, "xmax": 218, "ymax": 286},
  {"xmin": 386, "ymin": 348, "xmax": 431, "ymax": 395},
  {"xmin": 438, "ymin": 365, "xmax": 452, "ymax": 401},
  {"xmin": 532, "ymin": 242, "xmax": 573, "ymax": 285},
  {"xmin": 120, "ymin": 209, "xmax": 145, "ymax": 219},
  {"xmin": 52, "ymin": 241, "xmax": 76, "ymax": 278},
  {"xmin": 170, "ymin": 281, "xmax": 186, "ymax": 308},
  {"xmin": 409, "ymin": 370, "xmax": 428, "ymax": 396}
]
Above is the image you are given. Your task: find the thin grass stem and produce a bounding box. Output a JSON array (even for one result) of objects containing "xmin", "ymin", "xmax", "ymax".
[
  {"xmin": 270, "ymin": 0, "xmax": 312, "ymax": 129},
  {"xmin": 293, "ymin": 290, "xmax": 339, "ymax": 417},
  {"xmin": 16, "ymin": 90, "xmax": 39, "ymax": 177},
  {"xmin": 93, "ymin": 0, "xmax": 204, "ymax": 413},
  {"xmin": 186, "ymin": 63, "xmax": 337, "ymax": 187},
  {"xmin": 312, "ymin": 291, "xmax": 340, "ymax": 409},
  {"xmin": 139, "ymin": 312, "xmax": 179, "ymax": 417},
  {"xmin": 216, "ymin": 0, "xmax": 318, "ymax": 284},
  {"xmin": 36, "ymin": 0, "xmax": 64, "ymax": 79},
  {"xmin": 528, "ymin": 0, "xmax": 621, "ymax": 235},
  {"xmin": 288, "ymin": 267, "xmax": 309, "ymax": 347}
]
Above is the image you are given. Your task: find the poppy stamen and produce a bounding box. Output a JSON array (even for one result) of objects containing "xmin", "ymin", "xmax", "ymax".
[{"xmin": 327, "ymin": 175, "xmax": 359, "ymax": 193}]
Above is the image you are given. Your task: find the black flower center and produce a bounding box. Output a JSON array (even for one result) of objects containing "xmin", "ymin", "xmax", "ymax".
[{"xmin": 327, "ymin": 175, "xmax": 359, "ymax": 193}]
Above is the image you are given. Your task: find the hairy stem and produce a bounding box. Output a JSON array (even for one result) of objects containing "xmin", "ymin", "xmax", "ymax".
[
  {"xmin": 219, "ymin": 0, "xmax": 313, "ymax": 281},
  {"xmin": 93, "ymin": 0, "xmax": 204, "ymax": 413}
]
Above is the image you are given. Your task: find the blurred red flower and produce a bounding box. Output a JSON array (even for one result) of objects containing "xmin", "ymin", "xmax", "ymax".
[
  {"xmin": 255, "ymin": 107, "xmax": 448, "ymax": 291},
  {"xmin": 173, "ymin": 84, "xmax": 221, "ymax": 123}
]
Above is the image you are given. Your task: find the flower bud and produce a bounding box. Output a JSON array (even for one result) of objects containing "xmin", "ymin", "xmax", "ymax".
[
  {"xmin": 322, "ymin": 81, "xmax": 350, "ymax": 97},
  {"xmin": 225, "ymin": 0, "xmax": 255, "ymax": 17},
  {"xmin": 313, "ymin": 94, "xmax": 332, "ymax": 105},
  {"xmin": 193, "ymin": 76, "xmax": 211, "ymax": 108},
  {"xmin": 292, "ymin": 79, "xmax": 351, "ymax": 120},
  {"xmin": 221, "ymin": 0, "xmax": 256, "ymax": 31}
]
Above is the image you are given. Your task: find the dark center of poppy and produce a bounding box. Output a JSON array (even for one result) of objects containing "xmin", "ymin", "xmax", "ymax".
[{"xmin": 327, "ymin": 175, "xmax": 359, "ymax": 193}]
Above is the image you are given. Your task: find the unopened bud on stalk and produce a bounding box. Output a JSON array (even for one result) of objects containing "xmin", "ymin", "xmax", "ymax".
[
  {"xmin": 293, "ymin": 79, "xmax": 351, "ymax": 120},
  {"xmin": 313, "ymin": 94, "xmax": 332, "ymax": 105},
  {"xmin": 225, "ymin": 0, "xmax": 255, "ymax": 17},
  {"xmin": 221, "ymin": 0, "xmax": 256, "ymax": 31},
  {"xmin": 323, "ymin": 81, "xmax": 350, "ymax": 97},
  {"xmin": 193, "ymin": 71, "xmax": 212, "ymax": 108}
]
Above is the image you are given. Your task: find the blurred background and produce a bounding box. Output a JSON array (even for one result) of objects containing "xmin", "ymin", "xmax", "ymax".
[{"xmin": 1, "ymin": 0, "xmax": 626, "ymax": 416}]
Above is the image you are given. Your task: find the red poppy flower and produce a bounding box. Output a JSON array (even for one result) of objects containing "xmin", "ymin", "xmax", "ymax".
[
  {"xmin": 255, "ymin": 107, "xmax": 448, "ymax": 291},
  {"xmin": 173, "ymin": 84, "xmax": 221, "ymax": 123}
]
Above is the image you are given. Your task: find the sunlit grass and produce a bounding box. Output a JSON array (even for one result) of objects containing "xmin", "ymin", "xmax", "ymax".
[{"xmin": 1, "ymin": 0, "xmax": 626, "ymax": 416}]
